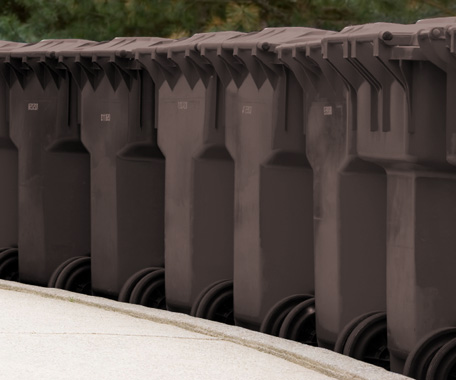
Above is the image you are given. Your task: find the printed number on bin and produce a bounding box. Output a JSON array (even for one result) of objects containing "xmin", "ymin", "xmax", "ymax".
[
  {"xmin": 28, "ymin": 103, "xmax": 38, "ymax": 111},
  {"xmin": 323, "ymin": 106, "xmax": 333, "ymax": 116},
  {"xmin": 101, "ymin": 114, "xmax": 111, "ymax": 122},
  {"xmin": 242, "ymin": 105, "xmax": 252, "ymax": 115},
  {"xmin": 178, "ymin": 101, "xmax": 188, "ymax": 110}
]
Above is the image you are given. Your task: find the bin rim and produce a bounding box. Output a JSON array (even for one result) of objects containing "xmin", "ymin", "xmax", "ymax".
[
  {"xmin": 135, "ymin": 32, "xmax": 249, "ymax": 90},
  {"xmin": 275, "ymin": 32, "xmax": 337, "ymax": 60},
  {"xmin": 57, "ymin": 37, "xmax": 172, "ymax": 61},
  {"xmin": 218, "ymin": 26, "xmax": 331, "ymax": 53},
  {"xmin": 5, "ymin": 39, "xmax": 95, "ymax": 59},
  {"xmin": 321, "ymin": 19, "xmax": 456, "ymax": 51},
  {"xmin": 0, "ymin": 41, "xmax": 26, "ymax": 52},
  {"xmin": 151, "ymin": 31, "xmax": 245, "ymax": 56}
]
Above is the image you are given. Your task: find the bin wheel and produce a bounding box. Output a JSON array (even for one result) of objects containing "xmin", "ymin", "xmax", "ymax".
[
  {"xmin": 404, "ymin": 327, "xmax": 456, "ymax": 380},
  {"xmin": 0, "ymin": 248, "xmax": 18, "ymax": 281},
  {"xmin": 342, "ymin": 312, "xmax": 389, "ymax": 370},
  {"xmin": 129, "ymin": 269, "xmax": 166, "ymax": 309},
  {"xmin": 426, "ymin": 337, "xmax": 456, "ymax": 380},
  {"xmin": 335, "ymin": 311, "xmax": 383, "ymax": 353},
  {"xmin": 118, "ymin": 267, "xmax": 162, "ymax": 303},
  {"xmin": 48, "ymin": 256, "xmax": 81, "ymax": 287},
  {"xmin": 191, "ymin": 279, "xmax": 231, "ymax": 316},
  {"xmin": 192, "ymin": 280, "xmax": 234, "ymax": 325},
  {"xmin": 278, "ymin": 297, "xmax": 317, "ymax": 346},
  {"xmin": 54, "ymin": 256, "xmax": 92, "ymax": 295},
  {"xmin": 260, "ymin": 294, "xmax": 314, "ymax": 337}
]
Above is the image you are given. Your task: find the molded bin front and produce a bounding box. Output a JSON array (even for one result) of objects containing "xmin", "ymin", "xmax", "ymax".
[
  {"xmin": 399, "ymin": 20, "xmax": 456, "ymax": 380},
  {"xmin": 278, "ymin": 34, "xmax": 388, "ymax": 367},
  {"xmin": 212, "ymin": 27, "xmax": 325, "ymax": 334},
  {"xmin": 0, "ymin": 41, "xmax": 25, "ymax": 281},
  {"xmin": 327, "ymin": 19, "xmax": 456, "ymax": 377},
  {"xmin": 58, "ymin": 37, "xmax": 171, "ymax": 304},
  {"xmin": 136, "ymin": 32, "xmax": 239, "ymax": 319},
  {"xmin": 2, "ymin": 40, "xmax": 93, "ymax": 290}
]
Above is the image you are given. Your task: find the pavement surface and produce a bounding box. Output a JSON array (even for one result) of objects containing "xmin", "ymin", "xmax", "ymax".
[{"xmin": 0, "ymin": 280, "xmax": 411, "ymax": 380}]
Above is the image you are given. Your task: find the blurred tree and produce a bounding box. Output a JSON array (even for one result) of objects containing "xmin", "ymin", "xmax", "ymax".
[{"xmin": 0, "ymin": 0, "xmax": 456, "ymax": 42}]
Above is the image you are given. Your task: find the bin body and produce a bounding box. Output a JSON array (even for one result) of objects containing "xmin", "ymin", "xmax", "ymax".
[
  {"xmin": 70, "ymin": 37, "xmax": 168, "ymax": 299},
  {"xmin": 280, "ymin": 40, "xmax": 387, "ymax": 349},
  {"xmin": 220, "ymin": 28, "xmax": 325, "ymax": 330},
  {"xmin": 0, "ymin": 43, "xmax": 23, "ymax": 249},
  {"xmin": 334, "ymin": 21, "xmax": 456, "ymax": 372},
  {"xmin": 6, "ymin": 40, "xmax": 92, "ymax": 285},
  {"xmin": 148, "ymin": 33, "xmax": 237, "ymax": 314}
]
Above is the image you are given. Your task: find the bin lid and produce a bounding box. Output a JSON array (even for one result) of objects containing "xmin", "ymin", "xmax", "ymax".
[
  {"xmin": 322, "ymin": 19, "xmax": 456, "ymax": 59},
  {"xmin": 1, "ymin": 40, "xmax": 97, "ymax": 89},
  {"xmin": 417, "ymin": 21, "xmax": 456, "ymax": 72},
  {"xmin": 143, "ymin": 31, "xmax": 244, "ymax": 89},
  {"xmin": 75, "ymin": 37, "xmax": 171, "ymax": 61},
  {"xmin": 56, "ymin": 37, "xmax": 173, "ymax": 91},
  {"xmin": 0, "ymin": 41, "xmax": 26, "ymax": 53},
  {"xmin": 5, "ymin": 39, "xmax": 95, "ymax": 60},
  {"xmin": 275, "ymin": 31, "xmax": 338, "ymax": 98},
  {"xmin": 216, "ymin": 27, "xmax": 333, "ymax": 89},
  {"xmin": 319, "ymin": 19, "xmax": 456, "ymax": 93},
  {"xmin": 0, "ymin": 41, "xmax": 26, "ymax": 83}
]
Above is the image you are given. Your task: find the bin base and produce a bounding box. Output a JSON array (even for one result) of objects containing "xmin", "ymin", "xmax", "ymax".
[
  {"xmin": 390, "ymin": 355, "xmax": 405, "ymax": 374},
  {"xmin": 234, "ymin": 318, "xmax": 261, "ymax": 332}
]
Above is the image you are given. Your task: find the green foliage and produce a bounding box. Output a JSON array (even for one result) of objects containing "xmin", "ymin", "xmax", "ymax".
[{"xmin": 0, "ymin": 0, "xmax": 456, "ymax": 42}]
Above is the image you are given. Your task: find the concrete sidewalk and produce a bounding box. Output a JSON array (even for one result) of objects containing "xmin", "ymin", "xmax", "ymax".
[{"xmin": 0, "ymin": 280, "xmax": 409, "ymax": 380}]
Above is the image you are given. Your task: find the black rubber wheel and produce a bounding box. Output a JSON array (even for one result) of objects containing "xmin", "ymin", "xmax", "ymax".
[
  {"xmin": 48, "ymin": 256, "xmax": 81, "ymax": 288},
  {"xmin": 0, "ymin": 248, "xmax": 18, "ymax": 281},
  {"xmin": 190, "ymin": 279, "xmax": 230, "ymax": 317},
  {"xmin": 343, "ymin": 312, "xmax": 389, "ymax": 370},
  {"xmin": 118, "ymin": 267, "xmax": 161, "ymax": 303},
  {"xmin": 54, "ymin": 256, "xmax": 92, "ymax": 295},
  {"xmin": 193, "ymin": 280, "xmax": 234, "ymax": 325},
  {"xmin": 279, "ymin": 297, "xmax": 317, "ymax": 346},
  {"xmin": 129, "ymin": 269, "xmax": 166, "ymax": 309},
  {"xmin": 204, "ymin": 286, "xmax": 234, "ymax": 325},
  {"xmin": 426, "ymin": 337, "xmax": 456, "ymax": 380},
  {"xmin": 260, "ymin": 294, "xmax": 313, "ymax": 337},
  {"xmin": 138, "ymin": 275, "xmax": 166, "ymax": 309},
  {"xmin": 335, "ymin": 311, "xmax": 382, "ymax": 353},
  {"xmin": 404, "ymin": 327, "xmax": 456, "ymax": 380}
]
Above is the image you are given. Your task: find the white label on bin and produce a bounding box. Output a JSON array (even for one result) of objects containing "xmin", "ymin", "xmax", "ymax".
[
  {"xmin": 28, "ymin": 103, "xmax": 38, "ymax": 111},
  {"xmin": 323, "ymin": 106, "xmax": 333, "ymax": 116},
  {"xmin": 242, "ymin": 105, "xmax": 252, "ymax": 115},
  {"xmin": 101, "ymin": 114, "xmax": 111, "ymax": 122},
  {"xmin": 178, "ymin": 101, "xmax": 188, "ymax": 110}
]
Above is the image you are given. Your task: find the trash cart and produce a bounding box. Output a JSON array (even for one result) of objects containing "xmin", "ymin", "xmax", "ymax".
[
  {"xmin": 0, "ymin": 41, "xmax": 24, "ymax": 281},
  {"xmin": 3, "ymin": 40, "xmax": 94, "ymax": 291},
  {"xmin": 278, "ymin": 33, "xmax": 388, "ymax": 367},
  {"xmin": 136, "ymin": 32, "xmax": 240, "ymax": 319},
  {"xmin": 210, "ymin": 27, "xmax": 325, "ymax": 334},
  {"xmin": 399, "ymin": 19, "xmax": 456, "ymax": 380},
  {"xmin": 58, "ymin": 37, "xmax": 171, "ymax": 304},
  {"xmin": 328, "ymin": 19, "xmax": 456, "ymax": 377}
]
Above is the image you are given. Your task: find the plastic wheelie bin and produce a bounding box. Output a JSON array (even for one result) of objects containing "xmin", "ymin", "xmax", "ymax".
[
  {"xmin": 327, "ymin": 19, "xmax": 456, "ymax": 377},
  {"xmin": 203, "ymin": 27, "xmax": 327, "ymax": 335},
  {"xmin": 400, "ymin": 20, "xmax": 456, "ymax": 380},
  {"xmin": 135, "ymin": 32, "xmax": 240, "ymax": 319},
  {"xmin": 57, "ymin": 37, "xmax": 172, "ymax": 304},
  {"xmin": 1, "ymin": 40, "xmax": 94, "ymax": 291},
  {"xmin": 278, "ymin": 33, "xmax": 388, "ymax": 367},
  {"xmin": 0, "ymin": 41, "xmax": 24, "ymax": 281}
]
